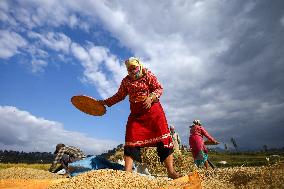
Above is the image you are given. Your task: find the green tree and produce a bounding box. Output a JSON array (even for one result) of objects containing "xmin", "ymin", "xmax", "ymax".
[
  {"xmin": 230, "ymin": 138, "xmax": 238, "ymax": 151},
  {"xmin": 263, "ymin": 145, "xmax": 268, "ymax": 152},
  {"xmin": 224, "ymin": 143, "xmax": 228, "ymax": 151}
]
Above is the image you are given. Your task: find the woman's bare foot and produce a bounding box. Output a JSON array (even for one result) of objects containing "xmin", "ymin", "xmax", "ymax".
[{"xmin": 168, "ymin": 171, "xmax": 182, "ymax": 179}]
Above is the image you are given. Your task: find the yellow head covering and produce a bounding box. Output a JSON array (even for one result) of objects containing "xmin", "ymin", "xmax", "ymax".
[
  {"xmin": 125, "ymin": 57, "xmax": 144, "ymax": 79},
  {"xmin": 125, "ymin": 57, "xmax": 143, "ymax": 68}
]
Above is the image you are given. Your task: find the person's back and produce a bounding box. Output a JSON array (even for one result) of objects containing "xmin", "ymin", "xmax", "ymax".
[
  {"xmin": 190, "ymin": 125, "xmax": 203, "ymax": 137},
  {"xmin": 60, "ymin": 146, "xmax": 85, "ymax": 161},
  {"xmin": 190, "ymin": 124, "xmax": 215, "ymax": 142},
  {"xmin": 49, "ymin": 144, "xmax": 86, "ymax": 173}
]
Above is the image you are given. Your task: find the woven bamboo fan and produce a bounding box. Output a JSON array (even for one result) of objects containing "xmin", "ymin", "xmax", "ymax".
[
  {"xmin": 204, "ymin": 140, "xmax": 218, "ymax": 145},
  {"xmin": 71, "ymin": 95, "xmax": 106, "ymax": 116}
]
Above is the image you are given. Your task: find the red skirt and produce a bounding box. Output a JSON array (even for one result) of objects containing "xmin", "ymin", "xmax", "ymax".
[{"xmin": 125, "ymin": 101, "xmax": 173, "ymax": 148}]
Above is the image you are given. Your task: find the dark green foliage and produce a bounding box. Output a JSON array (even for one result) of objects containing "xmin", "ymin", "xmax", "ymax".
[{"xmin": 0, "ymin": 150, "xmax": 54, "ymax": 164}]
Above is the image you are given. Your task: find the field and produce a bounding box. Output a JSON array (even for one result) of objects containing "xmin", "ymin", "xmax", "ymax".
[
  {"xmin": 207, "ymin": 150, "xmax": 284, "ymax": 167},
  {"xmin": 0, "ymin": 150, "xmax": 283, "ymax": 188}
]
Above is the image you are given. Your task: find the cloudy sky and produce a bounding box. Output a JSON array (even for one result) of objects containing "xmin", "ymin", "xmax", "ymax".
[{"xmin": 0, "ymin": 0, "xmax": 284, "ymax": 154}]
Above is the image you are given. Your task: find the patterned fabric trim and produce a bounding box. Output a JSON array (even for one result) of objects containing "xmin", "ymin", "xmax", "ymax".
[{"xmin": 125, "ymin": 133, "xmax": 173, "ymax": 147}]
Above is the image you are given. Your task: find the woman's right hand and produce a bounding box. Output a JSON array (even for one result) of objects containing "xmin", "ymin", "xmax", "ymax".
[
  {"xmin": 98, "ymin": 100, "xmax": 106, "ymax": 106},
  {"xmin": 143, "ymin": 96, "xmax": 153, "ymax": 109}
]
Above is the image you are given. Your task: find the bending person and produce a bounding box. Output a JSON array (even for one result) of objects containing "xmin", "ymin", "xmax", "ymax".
[{"xmin": 49, "ymin": 143, "xmax": 86, "ymax": 174}]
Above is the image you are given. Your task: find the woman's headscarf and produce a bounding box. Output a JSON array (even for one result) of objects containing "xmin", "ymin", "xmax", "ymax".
[
  {"xmin": 193, "ymin": 120, "xmax": 201, "ymax": 126},
  {"xmin": 125, "ymin": 57, "xmax": 144, "ymax": 80}
]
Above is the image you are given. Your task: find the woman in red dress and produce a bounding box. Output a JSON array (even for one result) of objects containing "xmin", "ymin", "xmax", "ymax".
[{"xmin": 100, "ymin": 57, "xmax": 180, "ymax": 178}]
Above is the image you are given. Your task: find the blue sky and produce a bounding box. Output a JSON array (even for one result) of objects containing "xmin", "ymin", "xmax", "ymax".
[{"xmin": 1, "ymin": 0, "xmax": 284, "ymax": 155}]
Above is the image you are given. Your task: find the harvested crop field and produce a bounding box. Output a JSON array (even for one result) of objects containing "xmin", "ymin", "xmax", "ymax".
[
  {"xmin": 0, "ymin": 163, "xmax": 283, "ymax": 189},
  {"xmin": 199, "ymin": 163, "xmax": 284, "ymax": 189}
]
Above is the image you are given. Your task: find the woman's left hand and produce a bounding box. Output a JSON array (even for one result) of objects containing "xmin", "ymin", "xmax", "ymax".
[
  {"xmin": 143, "ymin": 96, "xmax": 153, "ymax": 109},
  {"xmin": 214, "ymin": 141, "xmax": 220, "ymax": 145}
]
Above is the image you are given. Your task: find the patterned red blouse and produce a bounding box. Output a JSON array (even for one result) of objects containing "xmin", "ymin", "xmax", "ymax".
[{"xmin": 104, "ymin": 69, "xmax": 163, "ymax": 107}]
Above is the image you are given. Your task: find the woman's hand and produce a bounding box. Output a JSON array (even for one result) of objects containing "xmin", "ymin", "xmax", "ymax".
[
  {"xmin": 214, "ymin": 141, "xmax": 220, "ymax": 145},
  {"xmin": 98, "ymin": 100, "xmax": 106, "ymax": 106},
  {"xmin": 204, "ymin": 140, "xmax": 220, "ymax": 145},
  {"xmin": 143, "ymin": 96, "xmax": 153, "ymax": 109}
]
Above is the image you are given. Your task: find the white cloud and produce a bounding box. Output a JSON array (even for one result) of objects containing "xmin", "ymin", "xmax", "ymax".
[
  {"xmin": 69, "ymin": 14, "xmax": 78, "ymax": 28},
  {"xmin": 9, "ymin": 0, "xmax": 68, "ymax": 28},
  {"xmin": 85, "ymin": 1, "xmax": 284, "ymax": 149},
  {"xmin": 71, "ymin": 42, "xmax": 126, "ymax": 98},
  {"xmin": 31, "ymin": 59, "xmax": 48, "ymax": 73},
  {"xmin": 0, "ymin": 2, "xmax": 18, "ymax": 27},
  {"xmin": 1, "ymin": 0, "xmax": 283, "ymax": 150},
  {"xmin": 0, "ymin": 0, "xmax": 8, "ymax": 11},
  {"xmin": 15, "ymin": 6, "xmax": 37, "ymax": 29},
  {"xmin": 27, "ymin": 45, "xmax": 48, "ymax": 59},
  {"xmin": 28, "ymin": 31, "xmax": 71, "ymax": 53},
  {"xmin": 0, "ymin": 30, "xmax": 27, "ymax": 59},
  {"xmin": 0, "ymin": 106, "xmax": 117, "ymax": 154},
  {"xmin": 4, "ymin": 0, "xmax": 92, "ymax": 30},
  {"xmin": 280, "ymin": 15, "xmax": 284, "ymax": 26}
]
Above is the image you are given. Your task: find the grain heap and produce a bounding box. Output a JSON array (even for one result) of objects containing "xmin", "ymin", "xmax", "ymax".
[
  {"xmin": 199, "ymin": 164, "xmax": 284, "ymax": 189},
  {"xmin": 109, "ymin": 147, "xmax": 196, "ymax": 177},
  {"xmin": 0, "ymin": 167, "xmax": 63, "ymax": 179},
  {"xmin": 141, "ymin": 147, "xmax": 196, "ymax": 176},
  {"xmin": 47, "ymin": 169, "xmax": 190, "ymax": 189}
]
